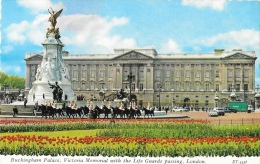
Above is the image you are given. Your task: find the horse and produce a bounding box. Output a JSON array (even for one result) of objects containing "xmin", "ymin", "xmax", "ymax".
[
  {"xmin": 102, "ymin": 105, "xmax": 111, "ymax": 118},
  {"xmin": 142, "ymin": 107, "xmax": 154, "ymax": 118},
  {"xmin": 134, "ymin": 108, "xmax": 141, "ymax": 118},
  {"xmin": 65, "ymin": 106, "xmax": 82, "ymax": 118},
  {"xmin": 94, "ymin": 105, "xmax": 104, "ymax": 118},
  {"xmin": 39, "ymin": 105, "xmax": 58, "ymax": 119},
  {"xmin": 89, "ymin": 109, "xmax": 98, "ymax": 119},
  {"xmin": 111, "ymin": 107, "xmax": 119, "ymax": 118},
  {"xmin": 81, "ymin": 106, "xmax": 90, "ymax": 117},
  {"xmin": 39, "ymin": 104, "xmax": 48, "ymax": 118},
  {"xmin": 52, "ymin": 108, "xmax": 64, "ymax": 118}
]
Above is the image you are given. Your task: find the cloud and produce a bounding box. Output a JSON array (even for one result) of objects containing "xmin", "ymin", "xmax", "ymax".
[
  {"xmin": 5, "ymin": 14, "xmax": 49, "ymax": 45},
  {"xmin": 194, "ymin": 29, "xmax": 260, "ymax": 51},
  {"xmin": 4, "ymin": 12, "xmax": 136, "ymax": 54},
  {"xmin": 58, "ymin": 14, "xmax": 136, "ymax": 53},
  {"xmin": 0, "ymin": 63, "xmax": 22, "ymax": 74},
  {"xmin": 182, "ymin": 0, "xmax": 226, "ymax": 11},
  {"xmin": 5, "ymin": 21, "xmax": 30, "ymax": 44},
  {"xmin": 17, "ymin": 0, "xmax": 64, "ymax": 14},
  {"xmin": 193, "ymin": 29, "xmax": 260, "ymax": 82},
  {"xmin": 160, "ymin": 39, "xmax": 182, "ymax": 53}
]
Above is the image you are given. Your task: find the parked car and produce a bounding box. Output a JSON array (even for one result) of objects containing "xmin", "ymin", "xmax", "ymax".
[
  {"xmin": 247, "ymin": 105, "xmax": 254, "ymax": 113},
  {"xmin": 224, "ymin": 107, "xmax": 232, "ymax": 113},
  {"xmin": 172, "ymin": 107, "xmax": 189, "ymax": 112},
  {"xmin": 208, "ymin": 109, "xmax": 218, "ymax": 117},
  {"xmin": 215, "ymin": 108, "xmax": 225, "ymax": 116},
  {"xmin": 224, "ymin": 107, "xmax": 237, "ymax": 113}
]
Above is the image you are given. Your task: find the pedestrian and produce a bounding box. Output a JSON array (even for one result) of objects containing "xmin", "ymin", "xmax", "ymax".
[
  {"xmin": 35, "ymin": 101, "xmax": 39, "ymax": 111},
  {"xmin": 24, "ymin": 98, "xmax": 27, "ymax": 108},
  {"xmin": 33, "ymin": 107, "xmax": 37, "ymax": 117},
  {"xmin": 165, "ymin": 106, "xmax": 169, "ymax": 114},
  {"xmin": 13, "ymin": 106, "xmax": 18, "ymax": 117}
]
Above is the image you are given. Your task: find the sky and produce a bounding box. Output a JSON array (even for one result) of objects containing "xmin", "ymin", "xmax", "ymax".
[{"xmin": 0, "ymin": 0, "xmax": 259, "ymax": 85}]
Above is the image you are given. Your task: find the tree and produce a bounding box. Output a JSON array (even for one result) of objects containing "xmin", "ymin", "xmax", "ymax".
[
  {"xmin": 0, "ymin": 72, "xmax": 25, "ymax": 90},
  {"xmin": 0, "ymin": 72, "xmax": 8, "ymax": 85}
]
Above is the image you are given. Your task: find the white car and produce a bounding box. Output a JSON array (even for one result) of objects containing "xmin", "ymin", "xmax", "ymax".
[
  {"xmin": 247, "ymin": 105, "xmax": 254, "ymax": 113},
  {"xmin": 208, "ymin": 109, "xmax": 218, "ymax": 117},
  {"xmin": 172, "ymin": 107, "xmax": 189, "ymax": 112}
]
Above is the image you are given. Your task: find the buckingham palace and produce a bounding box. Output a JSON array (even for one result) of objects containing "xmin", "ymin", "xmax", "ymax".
[{"xmin": 24, "ymin": 48, "xmax": 257, "ymax": 108}]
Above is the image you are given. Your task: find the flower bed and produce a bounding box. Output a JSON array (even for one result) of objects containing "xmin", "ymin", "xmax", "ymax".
[
  {"xmin": 0, "ymin": 120, "xmax": 259, "ymax": 157},
  {"xmin": 0, "ymin": 118, "xmax": 208, "ymax": 125},
  {"xmin": 0, "ymin": 134, "xmax": 259, "ymax": 156}
]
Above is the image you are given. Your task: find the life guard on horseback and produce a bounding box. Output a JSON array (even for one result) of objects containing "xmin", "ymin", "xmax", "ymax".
[
  {"xmin": 142, "ymin": 102, "xmax": 154, "ymax": 118},
  {"xmin": 72, "ymin": 102, "xmax": 77, "ymax": 110}
]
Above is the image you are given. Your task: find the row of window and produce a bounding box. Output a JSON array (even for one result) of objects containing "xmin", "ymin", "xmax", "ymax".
[
  {"xmin": 72, "ymin": 69, "xmax": 250, "ymax": 79},
  {"xmin": 72, "ymin": 81, "xmax": 249, "ymax": 92}
]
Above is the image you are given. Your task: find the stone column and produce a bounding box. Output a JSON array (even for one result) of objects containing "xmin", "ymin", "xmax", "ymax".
[{"xmin": 25, "ymin": 64, "xmax": 31, "ymax": 90}]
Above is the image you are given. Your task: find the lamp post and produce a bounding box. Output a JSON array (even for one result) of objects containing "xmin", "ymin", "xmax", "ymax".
[
  {"xmin": 172, "ymin": 98, "xmax": 175, "ymax": 108},
  {"xmin": 3, "ymin": 84, "xmax": 9, "ymax": 95},
  {"xmin": 255, "ymin": 85, "xmax": 260, "ymax": 111},
  {"xmin": 158, "ymin": 84, "xmax": 162, "ymax": 111},
  {"xmin": 127, "ymin": 69, "xmax": 135, "ymax": 107},
  {"xmin": 214, "ymin": 92, "xmax": 219, "ymax": 109},
  {"xmin": 230, "ymin": 83, "xmax": 236, "ymax": 101},
  {"xmin": 3, "ymin": 84, "xmax": 9, "ymax": 104}
]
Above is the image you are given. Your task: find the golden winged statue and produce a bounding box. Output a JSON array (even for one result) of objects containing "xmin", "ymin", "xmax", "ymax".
[{"xmin": 48, "ymin": 7, "xmax": 63, "ymax": 28}]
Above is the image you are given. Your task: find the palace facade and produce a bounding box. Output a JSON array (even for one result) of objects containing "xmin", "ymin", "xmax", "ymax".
[{"xmin": 25, "ymin": 48, "xmax": 257, "ymax": 108}]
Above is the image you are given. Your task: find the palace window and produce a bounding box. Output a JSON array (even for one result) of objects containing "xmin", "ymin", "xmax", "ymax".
[
  {"xmin": 139, "ymin": 84, "xmax": 143, "ymax": 91},
  {"xmin": 124, "ymin": 70, "xmax": 128, "ymax": 80},
  {"xmin": 108, "ymin": 70, "xmax": 113, "ymax": 77},
  {"xmin": 228, "ymin": 70, "xmax": 233, "ymax": 78},
  {"xmin": 81, "ymin": 83, "xmax": 86, "ymax": 90},
  {"xmin": 156, "ymin": 70, "xmax": 161, "ymax": 78},
  {"xmin": 166, "ymin": 71, "xmax": 170, "ymax": 77},
  {"xmin": 82, "ymin": 70, "xmax": 86, "ymax": 78},
  {"xmin": 244, "ymin": 69, "xmax": 249, "ymax": 78},
  {"xmin": 185, "ymin": 82, "xmax": 190, "ymax": 91},
  {"xmin": 176, "ymin": 71, "xmax": 180, "ymax": 77},
  {"xmin": 72, "ymin": 81, "xmax": 77, "ymax": 90},
  {"xmin": 236, "ymin": 84, "xmax": 240, "ymax": 91},
  {"xmin": 216, "ymin": 70, "xmax": 219, "ymax": 77},
  {"xmin": 139, "ymin": 70, "xmax": 144, "ymax": 78},
  {"xmin": 176, "ymin": 82, "xmax": 180, "ymax": 91},
  {"xmin": 73, "ymin": 70, "xmax": 77, "ymax": 78},
  {"xmin": 165, "ymin": 82, "xmax": 170, "ymax": 91},
  {"xmin": 215, "ymin": 84, "xmax": 219, "ymax": 91},
  {"xmin": 195, "ymin": 71, "xmax": 200, "ymax": 78},
  {"xmin": 195, "ymin": 83, "xmax": 200, "ymax": 91},
  {"xmin": 205, "ymin": 71, "xmax": 210, "ymax": 78},
  {"xmin": 244, "ymin": 84, "xmax": 248, "ymax": 91},
  {"xmin": 91, "ymin": 70, "xmax": 95, "ymax": 78},
  {"xmin": 205, "ymin": 100, "xmax": 209, "ymax": 106},
  {"xmin": 90, "ymin": 81, "xmax": 95, "ymax": 90},
  {"xmin": 186, "ymin": 71, "xmax": 190, "ymax": 78},
  {"xmin": 205, "ymin": 84, "xmax": 210, "ymax": 91},
  {"xmin": 235, "ymin": 69, "xmax": 241, "ymax": 78},
  {"xmin": 228, "ymin": 84, "xmax": 232, "ymax": 91},
  {"xmin": 99, "ymin": 70, "xmax": 104, "ymax": 78},
  {"xmin": 108, "ymin": 81, "xmax": 113, "ymax": 90}
]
